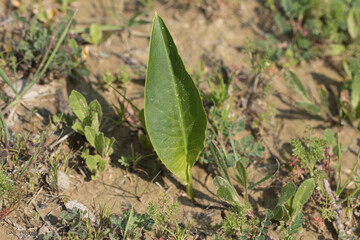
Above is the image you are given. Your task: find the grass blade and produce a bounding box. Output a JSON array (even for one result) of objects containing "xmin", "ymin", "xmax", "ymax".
[
  {"xmin": 17, "ymin": 136, "xmax": 45, "ymax": 180},
  {"xmin": 0, "ymin": 110, "xmax": 10, "ymax": 143},
  {"xmin": 0, "ymin": 69, "xmax": 16, "ymax": 95},
  {"xmin": 248, "ymin": 158, "xmax": 280, "ymax": 190}
]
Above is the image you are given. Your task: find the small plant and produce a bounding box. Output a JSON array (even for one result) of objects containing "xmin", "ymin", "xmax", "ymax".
[
  {"xmin": 146, "ymin": 194, "xmax": 181, "ymax": 238},
  {"xmin": 113, "ymin": 208, "xmax": 154, "ymax": 239},
  {"xmin": 289, "ymin": 129, "xmax": 360, "ymax": 238},
  {"xmin": 69, "ymin": 90, "xmax": 115, "ymax": 179},
  {"xmin": 218, "ymin": 202, "xmax": 273, "ymax": 239},
  {"xmin": 59, "ymin": 207, "xmax": 153, "ymax": 239},
  {"xmin": 102, "ymin": 67, "xmax": 131, "ymax": 89},
  {"xmin": 221, "ymin": 202, "xmax": 258, "ymax": 239},
  {"xmin": 257, "ymin": 209, "xmax": 274, "ymax": 240},
  {"xmin": 210, "ymin": 129, "xmax": 277, "ymax": 203},
  {"xmin": 71, "ymin": 11, "xmax": 150, "ymax": 45},
  {"xmin": 280, "ymin": 212, "xmax": 305, "ymax": 240},
  {"xmin": 258, "ymin": 0, "xmax": 360, "ymax": 65},
  {"xmin": 285, "ymin": 62, "xmax": 360, "ymax": 129},
  {"xmin": 1, "ymin": 10, "xmax": 79, "ymax": 110},
  {"xmin": 102, "ymin": 72, "xmax": 118, "ymax": 89},
  {"xmin": 273, "ymin": 179, "xmax": 315, "ymax": 222},
  {"xmin": 0, "ymin": 169, "xmax": 16, "ymax": 207},
  {"xmin": 7, "ymin": 10, "xmax": 87, "ymax": 77},
  {"xmin": 144, "ymin": 14, "xmax": 207, "ymax": 200},
  {"xmin": 284, "ymin": 71, "xmax": 332, "ymax": 120}
]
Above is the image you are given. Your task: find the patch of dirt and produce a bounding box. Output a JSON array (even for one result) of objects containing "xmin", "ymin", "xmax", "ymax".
[{"xmin": 1, "ymin": 0, "xmax": 360, "ymax": 239}]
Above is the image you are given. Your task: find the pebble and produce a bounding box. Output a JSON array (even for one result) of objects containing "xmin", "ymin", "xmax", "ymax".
[
  {"xmin": 46, "ymin": 170, "xmax": 71, "ymax": 192},
  {"xmin": 65, "ymin": 200, "xmax": 97, "ymax": 224},
  {"xmin": 37, "ymin": 226, "xmax": 50, "ymax": 240}
]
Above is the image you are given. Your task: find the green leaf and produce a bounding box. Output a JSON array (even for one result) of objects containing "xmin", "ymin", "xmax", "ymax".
[
  {"xmin": 277, "ymin": 182, "xmax": 296, "ymax": 206},
  {"xmin": 84, "ymin": 126, "xmax": 97, "ymax": 148},
  {"xmin": 72, "ymin": 121, "xmax": 84, "ymax": 135},
  {"xmin": 139, "ymin": 134, "xmax": 153, "ymax": 150},
  {"xmin": 284, "ymin": 71, "xmax": 311, "ymax": 102},
  {"xmin": 89, "ymin": 99, "xmax": 102, "ymax": 121},
  {"xmin": 229, "ymin": 130, "xmax": 246, "ymax": 187},
  {"xmin": 323, "ymin": 129, "xmax": 335, "ymax": 147},
  {"xmin": 0, "ymin": 69, "xmax": 16, "ymax": 95},
  {"xmin": 104, "ymin": 137, "xmax": 115, "ymax": 156},
  {"xmin": 89, "ymin": 24, "xmax": 102, "ymax": 44},
  {"xmin": 289, "ymin": 212, "xmax": 304, "ymax": 233},
  {"xmin": 213, "ymin": 176, "xmax": 241, "ymax": 203},
  {"xmin": 273, "ymin": 205, "xmax": 284, "ymax": 220},
  {"xmin": 144, "ymin": 14, "xmax": 207, "ymax": 191},
  {"xmin": 69, "ymin": 90, "xmax": 89, "ymax": 123},
  {"xmin": 248, "ymin": 158, "xmax": 280, "ymax": 190},
  {"xmin": 291, "ymin": 178, "xmax": 315, "ymax": 216},
  {"xmin": 347, "ymin": 7, "xmax": 360, "ymax": 39},
  {"xmin": 235, "ymin": 161, "xmax": 247, "ymax": 187},
  {"xmin": 351, "ymin": 75, "xmax": 360, "ymax": 109},
  {"xmin": 91, "ymin": 112, "xmax": 100, "ymax": 132},
  {"xmin": 241, "ymin": 135, "xmax": 254, "ymax": 153},
  {"xmin": 0, "ymin": 110, "xmax": 10, "ymax": 143},
  {"xmin": 95, "ymin": 132, "xmax": 105, "ymax": 157},
  {"xmin": 295, "ymin": 101, "xmax": 321, "ymax": 115},
  {"xmin": 138, "ymin": 109, "xmax": 146, "ymax": 129},
  {"xmin": 327, "ymin": 44, "xmax": 345, "ymax": 56},
  {"xmin": 210, "ymin": 141, "xmax": 232, "ymax": 184},
  {"xmin": 85, "ymin": 155, "xmax": 98, "ymax": 171},
  {"xmin": 251, "ymin": 142, "xmax": 265, "ymax": 157}
]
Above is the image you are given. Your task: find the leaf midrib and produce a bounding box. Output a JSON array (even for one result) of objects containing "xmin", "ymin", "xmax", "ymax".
[{"xmin": 157, "ymin": 17, "xmax": 189, "ymax": 163}]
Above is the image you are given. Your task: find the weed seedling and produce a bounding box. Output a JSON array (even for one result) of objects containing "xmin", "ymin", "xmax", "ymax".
[
  {"xmin": 0, "ymin": 169, "xmax": 16, "ymax": 207},
  {"xmin": 69, "ymin": 90, "xmax": 115, "ymax": 179},
  {"xmin": 146, "ymin": 194, "xmax": 180, "ymax": 238}
]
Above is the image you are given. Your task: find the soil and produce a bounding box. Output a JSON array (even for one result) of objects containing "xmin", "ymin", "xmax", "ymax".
[{"xmin": 1, "ymin": 0, "xmax": 360, "ymax": 239}]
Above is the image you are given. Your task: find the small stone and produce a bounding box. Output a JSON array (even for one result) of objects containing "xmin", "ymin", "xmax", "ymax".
[
  {"xmin": 65, "ymin": 200, "xmax": 97, "ymax": 225},
  {"xmin": 37, "ymin": 226, "xmax": 50, "ymax": 240},
  {"xmin": 47, "ymin": 171, "xmax": 71, "ymax": 192}
]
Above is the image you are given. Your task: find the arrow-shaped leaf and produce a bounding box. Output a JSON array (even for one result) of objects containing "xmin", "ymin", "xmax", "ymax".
[{"xmin": 144, "ymin": 14, "xmax": 207, "ymax": 200}]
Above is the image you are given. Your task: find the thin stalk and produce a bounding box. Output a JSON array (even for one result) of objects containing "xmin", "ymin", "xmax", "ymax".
[
  {"xmin": 111, "ymin": 86, "xmax": 140, "ymax": 112},
  {"xmin": 338, "ymin": 188, "xmax": 360, "ymax": 204},
  {"xmin": 186, "ymin": 165, "xmax": 194, "ymax": 201},
  {"xmin": 139, "ymin": 170, "xmax": 161, "ymax": 197},
  {"xmin": 336, "ymin": 135, "xmax": 342, "ymax": 195},
  {"xmin": 336, "ymin": 147, "xmax": 360, "ymax": 197},
  {"xmin": 18, "ymin": 136, "xmax": 46, "ymax": 180},
  {"xmin": 7, "ymin": 10, "xmax": 77, "ymax": 109},
  {"xmin": 0, "ymin": 69, "xmax": 16, "ymax": 95},
  {"xmin": 70, "ymin": 25, "xmax": 124, "ymax": 34},
  {"xmin": 11, "ymin": 58, "xmax": 18, "ymax": 94},
  {"xmin": 0, "ymin": 110, "xmax": 10, "ymax": 143},
  {"xmin": 33, "ymin": 22, "xmax": 59, "ymax": 78}
]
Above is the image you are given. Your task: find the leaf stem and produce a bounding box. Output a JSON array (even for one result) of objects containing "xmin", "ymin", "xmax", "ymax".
[{"xmin": 186, "ymin": 165, "xmax": 194, "ymax": 201}]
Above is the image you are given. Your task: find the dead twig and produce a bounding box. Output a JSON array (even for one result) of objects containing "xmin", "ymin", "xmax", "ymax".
[
  {"xmin": 323, "ymin": 179, "xmax": 345, "ymax": 235},
  {"xmin": 27, "ymin": 187, "xmax": 43, "ymax": 206}
]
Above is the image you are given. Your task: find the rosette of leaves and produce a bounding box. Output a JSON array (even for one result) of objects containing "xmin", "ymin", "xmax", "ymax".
[
  {"xmin": 70, "ymin": 90, "xmax": 115, "ymax": 179},
  {"xmin": 273, "ymin": 179, "xmax": 315, "ymax": 222}
]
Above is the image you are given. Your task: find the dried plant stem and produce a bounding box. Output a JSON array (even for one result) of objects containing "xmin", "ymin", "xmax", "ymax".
[{"xmin": 323, "ymin": 179, "xmax": 344, "ymax": 234}]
